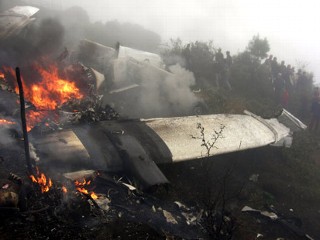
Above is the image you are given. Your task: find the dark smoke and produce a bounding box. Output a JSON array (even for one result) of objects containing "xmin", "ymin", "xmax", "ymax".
[
  {"xmin": 35, "ymin": 18, "xmax": 64, "ymax": 56},
  {"xmin": 0, "ymin": 17, "xmax": 64, "ymax": 67}
]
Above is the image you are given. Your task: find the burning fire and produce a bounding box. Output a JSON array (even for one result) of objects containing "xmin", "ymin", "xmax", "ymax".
[
  {"xmin": 1, "ymin": 62, "xmax": 84, "ymax": 131},
  {"xmin": 74, "ymin": 179, "xmax": 98, "ymax": 200},
  {"xmin": 29, "ymin": 167, "xmax": 53, "ymax": 193},
  {"xmin": 0, "ymin": 118, "xmax": 16, "ymax": 125},
  {"xmin": 61, "ymin": 186, "xmax": 68, "ymax": 193},
  {"xmin": 24, "ymin": 63, "xmax": 83, "ymax": 110}
]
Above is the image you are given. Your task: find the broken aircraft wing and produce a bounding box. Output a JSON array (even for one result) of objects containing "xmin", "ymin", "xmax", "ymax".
[
  {"xmin": 142, "ymin": 110, "xmax": 304, "ymax": 162},
  {"xmin": 0, "ymin": 6, "xmax": 39, "ymax": 40},
  {"xmin": 31, "ymin": 109, "xmax": 306, "ymax": 189}
]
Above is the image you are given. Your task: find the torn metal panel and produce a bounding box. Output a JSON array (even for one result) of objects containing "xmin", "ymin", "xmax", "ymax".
[
  {"xmin": 116, "ymin": 134, "xmax": 169, "ymax": 189},
  {"xmin": 112, "ymin": 54, "xmax": 172, "ymax": 84},
  {"xmin": 118, "ymin": 46, "xmax": 165, "ymax": 69},
  {"xmin": 73, "ymin": 39, "xmax": 116, "ymax": 73},
  {"xmin": 63, "ymin": 170, "xmax": 97, "ymax": 181},
  {"xmin": 89, "ymin": 67, "xmax": 105, "ymax": 90},
  {"xmin": 0, "ymin": 6, "xmax": 39, "ymax": 40},
  {"xmin": 277, "ymin": 108, "xmax": 307, "ymax": 132},
  {"xmin": 103, "ymin": 120, "xmax": 173, "ymax": 164},
  {"xmin": 79, "ymin": 39, "xmax": 116, "ymax": 61},
  {"xmin": 72, "ymin": 124, "xmax": 124, "ymax": 171},
  {"xmin": 30, "ymin": 130, "xmax": 91, "ymax": 170},
  {"xmin": 242, "ymin": 206, "xmax": 278, "ymax": 220}
]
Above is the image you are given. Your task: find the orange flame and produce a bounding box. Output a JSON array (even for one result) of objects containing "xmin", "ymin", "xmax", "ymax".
[
  {"xmin": 24, "ymin": 63, "xmax": 83, "ymax": 110},
  {"xmin": 1, "ymin": 62, "xmax": 84, "ymax": 131},
  {"xmin": 0, "ymin": 72, "xmax": 4, "ymax": 78},
  {"xmin": 74, "ymin": 178, "xmax": 98, "ymax": 200},
  {"xmin": 29, "ymin": 167, "xmax": 53, "ymax": 193},
  {"xmin": 90, "ymin": 192, "xmax": 98, "ymax": 200},
  {"xmin": 0, "ymin": 119, "xmax": 16, "ymax": 125},
  {"xmin": 62, "ymin": 186, "xmax": 68, "ymax": 193}
]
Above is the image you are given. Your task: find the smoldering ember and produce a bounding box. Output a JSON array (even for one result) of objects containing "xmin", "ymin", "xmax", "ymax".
[{"xmin": 0, "ymin": 3, "xmax": 320, "ymax": 240}]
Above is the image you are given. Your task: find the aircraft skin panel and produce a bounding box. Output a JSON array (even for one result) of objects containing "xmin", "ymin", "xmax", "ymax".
[
  {"xmin": 0, "ymin": 6, "xmax": 39, "ymax": 40},
  {"xmin": 143, "ymin": 114, "xmax": 290, "ymax": 162},
  {"xmin": 30, "ymin": 129, "xmax": 91, "ymax": 170},
  {"xmin": 118, "ymin": 46, "xmax": 164, "ymax": 69},
  {"xmin": 3, "ymin": 6, "xmax": 39, "ymax": 17},
  {"xmin": 31, "ymin": 121, "xmax": 170, "ymax": 189}
]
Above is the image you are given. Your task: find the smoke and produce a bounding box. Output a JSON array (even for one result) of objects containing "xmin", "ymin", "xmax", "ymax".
[
  {"xmin": 0, "ymin": 17, "xmax": 64, "ymax": 67},
  {"xmin": 57, "ymin": 6, "xmax": 90, "ymax": 47},
  {"xmin": 164, "ymin": 64, "xmax": 198, "ymax": 109},
  {"xmin": 0, "ymin": 5, "xmax": 93, "ymax": 68},
  {"xmin": 35, "ymin": 18, "xmax": 65, "ymax": 56},
  {"xmin": 162, "ymin": 54, "xmax": 187, "ymax": 68},
  {"xmin": 0, "ymin": 4, "xmax": 199, "ymax": 119},
  {"xmin": 113, "ymin": 62, "xmax": 199, "ymax": 118},
  {"xmin": 0, "ymin": 125, "xmax": 17, "ymax": 146}
]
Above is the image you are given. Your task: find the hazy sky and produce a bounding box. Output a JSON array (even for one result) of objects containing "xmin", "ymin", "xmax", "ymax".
[{"xmin": 35, "ymin": 0, "xmax": 320, "ymax": 82}]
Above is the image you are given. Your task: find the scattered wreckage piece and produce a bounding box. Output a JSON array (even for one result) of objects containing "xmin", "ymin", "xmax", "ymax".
[
  {"xmin": 63, "ymin": 170, "xmax": 97, "ymax": 182},
  {"xmin": 73, "ymin": 39, "xmax": 116, "ymax": 74},
  {"xmin": 242, "ymin": 206, "xmax": 315, "ymax": 240},
  {"xmin": 55, "ymin": 169, "xmax": 206, "ymax": 239},
  {"xmin": 0, "ymin": 162, "xmax": 205, "ymax": 239},
  {"xmin": 31, "ymin": 109, "xmax": 306, "ymax": 190},
  {"xmin": 0, "ymin": 6, "xmax": 39, "ymax": 40},
  {"xmin": 242, "ymin": 206, "xmax": 278, "ymax": 220},
  {"xmin": 72, "ymin": 39, "xmax": 207, "ymax": 118},
  {"xmin": 89, "ymin": 173, "xmax": 206, "ymax": 239}
]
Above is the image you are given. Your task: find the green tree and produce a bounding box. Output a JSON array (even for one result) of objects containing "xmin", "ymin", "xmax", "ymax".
[
  {"xmin": 230, "ymin": 50, "xmax": 275, "ymax": 113},
  {"xmin": 247, "ymin": 35, "xmax": 270, "ymax": 59}
]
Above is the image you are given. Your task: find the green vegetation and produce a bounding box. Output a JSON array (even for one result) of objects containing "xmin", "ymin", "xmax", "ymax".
[
  {"xmin": 161, "ymin": 37, "xmax": 314, "ymax": 120},
  {"xmin": 247, "ymin": 34, "xmax": 270, "ymax": 59}
]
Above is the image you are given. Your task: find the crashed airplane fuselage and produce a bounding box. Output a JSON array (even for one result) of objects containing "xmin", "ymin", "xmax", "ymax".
[{"xmin": 31, "ymin": 109, "xmax": 306, "ymax": 189}]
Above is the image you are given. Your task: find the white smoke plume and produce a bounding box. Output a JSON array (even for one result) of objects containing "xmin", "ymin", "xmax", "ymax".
[{"xmin": 113, "ymin": 62, "xmax": 199, "ymax": 118}]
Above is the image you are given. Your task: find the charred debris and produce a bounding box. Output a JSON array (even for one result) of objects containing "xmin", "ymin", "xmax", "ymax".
[
  {"xmin": 0, "ymin": 59, "xmax": 209, "ymax": 239},
  {"xmin": 0, "ymin": 5, "xmax": 313, "ymax": 240},
  {"xmin": 0, "ymin": 18, "xmax": 214, "ymax": 239}
]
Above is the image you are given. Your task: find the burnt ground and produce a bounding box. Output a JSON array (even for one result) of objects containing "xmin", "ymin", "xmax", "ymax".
[
  {"xmin": 0, "ymin": 133, "xmax": 205, "ymax": 240},
  {"xmin": 0, "ymin": 128, "xmax": 320, "ymax": 239}
]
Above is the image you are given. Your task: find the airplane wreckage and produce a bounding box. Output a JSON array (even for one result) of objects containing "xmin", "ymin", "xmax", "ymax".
[
  {"xmin": 31, "ymin": 110, "xmax": 306, "ymax": 189},
  {"xmin": 73, "ymin": 38, "xmax": 209, "ymax": 118},
  {"xmin": 0, "ymin": 6, "xmax": 307, "ymax": 191}
]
